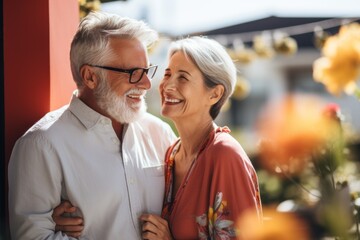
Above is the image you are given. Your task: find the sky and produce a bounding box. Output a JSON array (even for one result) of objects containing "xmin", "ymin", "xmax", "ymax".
[{"xmin": 102, "ymin": 0, "xmax": 360, "ymax": 35}]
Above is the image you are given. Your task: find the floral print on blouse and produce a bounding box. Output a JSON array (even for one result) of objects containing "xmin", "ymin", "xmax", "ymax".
[{"xmin": 196, "ymin": 192, "xmax": 237, "ymax": 239}]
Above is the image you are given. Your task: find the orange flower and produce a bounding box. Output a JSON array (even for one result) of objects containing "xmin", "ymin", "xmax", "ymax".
[
  {"xmin": 256, "ymin": 95, "xmax": 338, "ymax": 175},
  {"xmin": 236, "ymin": 207, "xmax": 311, "ymax": 240}
]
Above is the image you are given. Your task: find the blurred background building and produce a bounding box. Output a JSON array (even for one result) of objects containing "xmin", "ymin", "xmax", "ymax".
[{"xmin": 101, "ymin": 0, "xmax": 360, "ymax": 155}]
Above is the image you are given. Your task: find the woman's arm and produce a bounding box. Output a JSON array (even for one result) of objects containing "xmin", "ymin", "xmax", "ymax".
[
  {"xmin": 140, "ymin": 214, "xmax": 173, "ymax": 240},
  {"xmin": 52, "ymin": 200, "xmax": 84, "ymax": 238}
]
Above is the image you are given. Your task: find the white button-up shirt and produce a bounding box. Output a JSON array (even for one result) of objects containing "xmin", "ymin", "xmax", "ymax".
[{"xmin": 8, "ymin": 94, "xmax": 176, "ymax": 240}]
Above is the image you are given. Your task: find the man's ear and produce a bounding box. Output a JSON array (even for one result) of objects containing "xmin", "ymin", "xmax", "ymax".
[
  {"xmin": 209, "ymin": 85, "xmax": 224, "ymax": 105},
  {"xmin": 80, "ymin": 65, "xmax": 98, "ymax": 89}
]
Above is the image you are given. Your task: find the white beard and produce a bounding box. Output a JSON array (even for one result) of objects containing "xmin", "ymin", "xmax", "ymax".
[{"xmin": 94, "ymin": 78, "xmax": 147, "ymax": 123}]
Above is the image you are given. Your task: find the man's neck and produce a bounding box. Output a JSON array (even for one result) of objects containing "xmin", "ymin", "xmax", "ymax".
[{"xmin": 112, "ymin": 121, "xmax": 124, "ymax": 140}]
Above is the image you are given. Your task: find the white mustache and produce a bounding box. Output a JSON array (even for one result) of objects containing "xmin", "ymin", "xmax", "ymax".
[{"xmin": 125, "ymin": 88, "xmax": 146, "ymax": 97}]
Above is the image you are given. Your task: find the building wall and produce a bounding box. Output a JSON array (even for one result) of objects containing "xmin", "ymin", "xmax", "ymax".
[{"xmin": 2, "ymin": 0, "xmax": 78, "ymax": 238}]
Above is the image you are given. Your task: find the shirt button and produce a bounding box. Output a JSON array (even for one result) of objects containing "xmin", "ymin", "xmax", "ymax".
[{"xmin": 129, "ymin": 178, "xmax": 135, "ymax": 184}]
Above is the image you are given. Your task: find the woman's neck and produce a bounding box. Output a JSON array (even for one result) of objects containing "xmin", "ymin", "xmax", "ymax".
[{"xmin": 175, "ymin": 118, "xmax": 215, "ymax": 160}]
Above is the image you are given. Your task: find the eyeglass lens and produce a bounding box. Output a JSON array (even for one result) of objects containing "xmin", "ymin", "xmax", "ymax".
[{"xmin": 130, "ymin": 67, "xmax": 157, "ymax": 83}]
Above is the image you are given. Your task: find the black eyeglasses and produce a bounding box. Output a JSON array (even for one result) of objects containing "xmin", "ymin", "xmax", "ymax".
[{"xmin": 89, "ymin": 64, "xmax": 158, "ymax": 84}]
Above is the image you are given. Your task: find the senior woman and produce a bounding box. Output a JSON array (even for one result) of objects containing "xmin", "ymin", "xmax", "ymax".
[
  {"xmin": 140, "ymin": 37, "xmax": 262, "ymax": 239},
  {"xmin": 53, "ymin": 37, "xmax": 262, "ymax": 239}
]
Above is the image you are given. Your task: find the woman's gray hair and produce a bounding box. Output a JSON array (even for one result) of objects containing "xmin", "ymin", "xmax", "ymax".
[
  {"xmin": 168, "ymin": 36, "xmax": 237, "ymax": 119},
  {"xmin": 70, "ymin": 11, "xmax": 158, "ymax": 88}
]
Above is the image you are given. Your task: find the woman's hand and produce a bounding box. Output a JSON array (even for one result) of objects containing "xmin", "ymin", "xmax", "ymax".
[
  {"xmin": 140, "ymin": 214, "xmax": 173, "ymax": 240},
  {"xmin": 52, "ymin": 200, "xmax": 84, "ymax": 238}
]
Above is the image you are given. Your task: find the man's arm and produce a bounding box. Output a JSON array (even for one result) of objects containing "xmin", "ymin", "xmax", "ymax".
[{"xmin": 8, "ymin": 133, "xmax": 76, "ymax": 240}]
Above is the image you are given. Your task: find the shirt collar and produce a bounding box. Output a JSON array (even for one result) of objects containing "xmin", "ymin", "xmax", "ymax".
[{"xmin": 68, "ymin": 92, "xmax": 105, "ymax": 130}]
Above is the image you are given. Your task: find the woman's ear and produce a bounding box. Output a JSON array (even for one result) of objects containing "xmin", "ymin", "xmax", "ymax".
[
  {"xmin": 209, "ymin": 85, "xmax": 224, "ymax": 105},
  {"xmin": 80, "ymin": 65, "xmax": 98, "ymax": 89}
]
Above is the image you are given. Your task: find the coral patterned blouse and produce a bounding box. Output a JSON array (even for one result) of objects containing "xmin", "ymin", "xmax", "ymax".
[{"xmin": 161, "ymin": 126, "xmax": 262, "ymax": 239}]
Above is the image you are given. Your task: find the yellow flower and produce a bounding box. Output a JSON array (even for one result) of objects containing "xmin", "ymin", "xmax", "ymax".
[
  {"xmin": 313, "ymin": 23, "xmax": 360, "ymax": 95},
  {"xmin": 313, "ymin": 56, "xmax": 360, "ymax": 95},
  {"xmin": 323, "ymin": 25, "xmax": 360, "ymax": 60}
]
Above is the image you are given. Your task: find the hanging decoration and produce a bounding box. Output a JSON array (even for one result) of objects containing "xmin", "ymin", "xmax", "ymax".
[
  {"xmin": 234, "ymin": 48, "xmax": 257, "ymax": 64},
  {"xmin": 313, "ymin": 26, "xmax": 330, "ymax": 49},
  {"xmin": 252, "ymin": 32, "xmax": 275, "ymax": 58},
  {"xmin": 232, "ymin": 76, "xmax": 251, "ymax": 101},
  {"xmin": 228, "ymin": 39, "xmax": 256, "ymax": 64},
  {"xmin": 220, "ymin": 18, "xmax": 360, "ymax": 64},
  {"xmin": 272, "ymin": 31, "xmax": 298, "ymax": 56}
]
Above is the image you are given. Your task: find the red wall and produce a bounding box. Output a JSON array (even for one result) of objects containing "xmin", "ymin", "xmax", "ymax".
[
  {"xmin": 49, "ymin": 0, "xmax": 78, "ymax": 110},
  {"xmin": 4, "ymin": 1, "xmax": 51, "ymax": 162},
  {"xmin": 4, "ymin": 0, "xmax": 78, "ymax": 162},
  {"xmin": 3, "ymin": 0, "xmax": 78, "ymax": 237}
]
